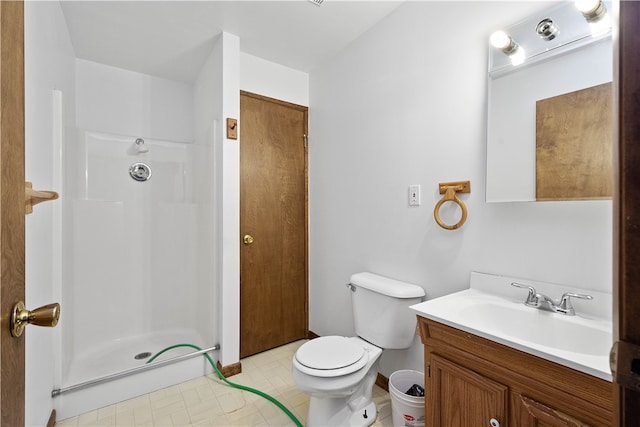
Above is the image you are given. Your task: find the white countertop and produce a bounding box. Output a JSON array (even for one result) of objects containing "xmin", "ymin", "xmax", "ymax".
[{"xmin": 410, "ymin": 272, "xmax": 613, "ymax": 381}]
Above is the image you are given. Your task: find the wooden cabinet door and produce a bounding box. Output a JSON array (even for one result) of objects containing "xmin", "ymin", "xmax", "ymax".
[
  {"xmin": 429, "ymin": 354, "xmax": 508, "ymax": 427},
  {"xmin": 516, "ymin": 394, "xmax": 591, "ymax": 427}
]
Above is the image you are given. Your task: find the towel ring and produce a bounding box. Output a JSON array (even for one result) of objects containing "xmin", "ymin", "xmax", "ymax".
[{"xmin": 434, "ymin": 181, "xmax": 470, "ymax": 230}]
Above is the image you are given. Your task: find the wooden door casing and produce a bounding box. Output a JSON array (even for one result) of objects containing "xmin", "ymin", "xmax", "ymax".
[
  {"xmin": 239, "ymin": 91, "xmax": 308, "ymax": 358},
  {"xmin": 616, "ymin": 1, "xmax": 640, "ymax": 423},
  {"xmin": 0, "ymin": 1, "xmax": 26, "ymax": 425}
]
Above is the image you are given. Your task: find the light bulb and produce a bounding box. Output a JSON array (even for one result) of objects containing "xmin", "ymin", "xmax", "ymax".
[
  {"xmin": 575, "ymin": 0, "xmax": 600, "ymax": 13},
  {"xmin": 490, "ymin": 31, "xmax": 511, "ymax": 49},
  {"xmin": 490, "ymin": 30, "xmax": 524, "ymax": 66}
]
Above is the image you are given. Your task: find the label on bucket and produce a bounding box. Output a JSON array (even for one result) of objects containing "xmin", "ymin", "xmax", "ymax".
[{"xmin": 401, "ymin": 412, "xmax": 424, "ymax": 427}]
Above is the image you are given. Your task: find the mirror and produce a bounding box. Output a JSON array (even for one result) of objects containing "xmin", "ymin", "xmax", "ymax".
[{"xmin": 486, "ymin": 1, "xmax": 613, "ymax": 202}]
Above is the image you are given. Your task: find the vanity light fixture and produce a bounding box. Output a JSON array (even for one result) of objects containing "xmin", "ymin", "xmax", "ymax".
[
  {"xmin": 536, "ymin": 18, "xmax": 559, "ymax": 41},
  {"xmin": 575, "ymin": 0, "xmax": 611, "ymax": 35},
  {"xmin": 490, "ymin": 31, "xmax": 525, "ymax": 66}
]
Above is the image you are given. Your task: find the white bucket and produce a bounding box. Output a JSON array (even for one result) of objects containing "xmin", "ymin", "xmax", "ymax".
[{"xmin": 389, "ymin": 370, "xmax": 425, "ymax": 427}]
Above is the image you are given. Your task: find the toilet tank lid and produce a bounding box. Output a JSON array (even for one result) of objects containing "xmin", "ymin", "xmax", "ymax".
[{"xmin": 350, "ymin": 272, "xmax": 425, "ymax": 299}]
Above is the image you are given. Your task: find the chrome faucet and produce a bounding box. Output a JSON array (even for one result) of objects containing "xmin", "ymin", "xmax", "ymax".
[{"xmin": 510, "ymin": 282, "xmax": 593, "ymax": 316}]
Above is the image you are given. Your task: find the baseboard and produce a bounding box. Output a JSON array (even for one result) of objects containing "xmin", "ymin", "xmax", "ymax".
[
  {"xmin": 216, "ymin": 361, "xmax": 242, "ymax": 378},
  {"xmin": 376, "ymin": 372, "xmax": 389, "ymax": 392},
  {"xmin": 307, "ymin": 330, "xmax": 320, "ymax": 339},
  {"xmin": 47, "ymin": 410, "xmax": 56, "ymax": 427}
]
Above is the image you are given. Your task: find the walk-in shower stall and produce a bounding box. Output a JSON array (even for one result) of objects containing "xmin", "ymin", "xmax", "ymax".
[{"xmin": 54, "ymin": 121, "xmax": 219, "ymax": 417}]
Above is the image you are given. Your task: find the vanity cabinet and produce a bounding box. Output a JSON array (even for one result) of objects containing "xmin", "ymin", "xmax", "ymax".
[
  {"xmin": 417, "ymin": 316, "xmax": 613, "ymax": 427},
  {"xmin": 430, "ymin": 354, "xmax": 507, "ymax": 426}
]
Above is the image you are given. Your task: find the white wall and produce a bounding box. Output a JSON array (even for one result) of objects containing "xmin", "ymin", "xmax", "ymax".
[
  {"xmin": 76, "ymin": 59, "xmax": 193, "ymax": 142},
  {"xmin": 194, "ymin": 32, "xmax": 241, "ymax": 367},
  {"xmin": 24, "ymin": 2, "xmax": 76, "ymax": 425},
  {"xmin": 220, "ymin": 33, "xmax": 241, "ymax": 368},
  {"xmin": 240, "ymin": 53, "xmax": 309, "ymax": 106},
  {"xmin": 308, "ymin": 1, "xmax": 613, "ymax": 377}
]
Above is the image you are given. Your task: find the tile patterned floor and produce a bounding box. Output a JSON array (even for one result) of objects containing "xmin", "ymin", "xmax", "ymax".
[{"xmin": 56, "ymin": 340, "xmax": 393, "ymax": 427}]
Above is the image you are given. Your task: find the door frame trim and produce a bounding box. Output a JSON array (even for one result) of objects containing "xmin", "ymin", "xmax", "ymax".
[{"xmin": 614, "ymin": 1, "xmax": 640, "ymax": 423}]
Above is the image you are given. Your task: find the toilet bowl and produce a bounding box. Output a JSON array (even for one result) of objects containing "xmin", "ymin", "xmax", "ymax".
[
  {"xmin": 292, "ymin": 336, "xmax": 382, "ymax": 427},
  {"xmin": 292, "ymin": 272, "xmax": 425, "ymax": 427}
]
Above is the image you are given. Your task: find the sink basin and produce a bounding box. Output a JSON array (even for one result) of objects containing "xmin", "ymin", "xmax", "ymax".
[
  {"xmin": 410, "ymin": 287, "xmax": 613, "ymax": 380},
  {"xmin": 460, "ymin": 302, "xmax": 611, "ymax": 356}
]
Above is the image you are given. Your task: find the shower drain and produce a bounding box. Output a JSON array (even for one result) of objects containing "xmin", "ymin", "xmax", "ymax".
[{"xmin": 134, "ymin": 352, "xmax": 152, "ymax": 360}]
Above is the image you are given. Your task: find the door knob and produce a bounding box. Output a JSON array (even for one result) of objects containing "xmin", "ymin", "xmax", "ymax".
[
  {"xmin": 11, "ymin": 301, "xmax": 60, "ymax": 337},
  {"xmin": 243, "ymin": 234, "xmax": 254, "ymax": 245}
]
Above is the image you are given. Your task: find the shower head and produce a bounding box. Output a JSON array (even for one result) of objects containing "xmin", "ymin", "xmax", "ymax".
[{"xmin": 135, "ymin": 137, "xmax": 149, "ymax": 154}]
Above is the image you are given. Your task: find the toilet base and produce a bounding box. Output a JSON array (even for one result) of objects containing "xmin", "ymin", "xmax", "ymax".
[
  {"xmin": 307, "ymin": 397, "xmax": 377, "ymax": 427},
  {"xmin": 304, "ymin": 360, "xmax": 379, "ymax": 427}
]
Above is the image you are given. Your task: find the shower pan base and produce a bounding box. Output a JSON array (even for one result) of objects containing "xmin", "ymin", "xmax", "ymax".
[{"xmin": 55, "ymin": 330, "xmax": 215, "ymax": 420}]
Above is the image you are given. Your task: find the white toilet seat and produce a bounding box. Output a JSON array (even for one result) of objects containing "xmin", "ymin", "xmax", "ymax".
[{"xmin": 294, "ymin": 336, "xmax": 369, "ymax": 378}]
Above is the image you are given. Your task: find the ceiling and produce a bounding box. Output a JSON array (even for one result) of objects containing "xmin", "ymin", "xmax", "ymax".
[{"xmin": 59, "ymin": 1, "xmax": 404, "ymax": 83}]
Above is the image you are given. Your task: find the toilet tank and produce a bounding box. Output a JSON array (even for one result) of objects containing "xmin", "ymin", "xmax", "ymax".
[{"xmin": 349, "ymin": 272, "xmax": 426, "ymax": 349}]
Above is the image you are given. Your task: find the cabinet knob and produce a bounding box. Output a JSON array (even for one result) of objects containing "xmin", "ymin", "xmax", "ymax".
[{"xmin": 489, "ymin": 418, "xmax": 500, "ymax": 427}]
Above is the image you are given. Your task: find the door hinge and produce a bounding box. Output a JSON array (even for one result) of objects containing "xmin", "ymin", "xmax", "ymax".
[
  {"xmin": 611, "ymin": 340, "xmax": 640, "ymax": 391},
  {"xmin": 303, "ymin": 134, "xmax": 308, "ymax": 148}
]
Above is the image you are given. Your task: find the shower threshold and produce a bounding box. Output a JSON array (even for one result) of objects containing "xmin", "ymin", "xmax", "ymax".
[{"xmin": 52, "ymin": 343, "xmax": 220, "ymax": 397}]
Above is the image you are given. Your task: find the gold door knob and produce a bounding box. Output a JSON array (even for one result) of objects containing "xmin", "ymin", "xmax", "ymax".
[
  {"xmin": 11, "ymin": 301, "xmax": 60, "ymax": 337},
  {"xmin": 243, "ymin": 234, "xmax": 254, "ymax": 245}
]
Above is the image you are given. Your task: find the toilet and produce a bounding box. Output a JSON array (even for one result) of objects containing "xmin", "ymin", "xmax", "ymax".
[{"xmin": 292, "ymin": 272, "xmax": 425, "ymax": 427}]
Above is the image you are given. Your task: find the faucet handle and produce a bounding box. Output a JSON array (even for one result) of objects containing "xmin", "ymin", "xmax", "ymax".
[
  {"xmin": 511, "ymin": 282, "xmax": 539, "ymax": 307},
  {"xmin": 558, "ymin": 292, "xmax": 594, "ymax": 315}
]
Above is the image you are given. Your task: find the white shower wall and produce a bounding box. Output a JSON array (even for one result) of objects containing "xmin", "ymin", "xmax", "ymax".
[
  {"xmin": 76, "ymin": 59, "xmax": 194, "ymax": 141},
  {"xmin": 24, "ymin": 2, "xmax": 77, "ymax": 425}
]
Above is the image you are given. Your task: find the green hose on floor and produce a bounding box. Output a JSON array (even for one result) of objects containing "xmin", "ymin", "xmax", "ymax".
[{"xmin": 146, "ymin": 344, "xmax": 303, "ymax": 427}]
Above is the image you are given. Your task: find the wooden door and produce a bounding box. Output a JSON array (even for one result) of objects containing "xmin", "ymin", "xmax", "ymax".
[
  {"xmin": 615, "ymin": 1, "xmax": 640, "ymax": 424},
  {"xmin": 0, "ymin": 1, "xmax": 26, "ymax": 425},
  {"xmin": 429, "ymin": 354, "xmax": 508, "ymax": 427},
  {"xmin": 239, "ymin": 91, "xmax": 308, "ymax": 358}
]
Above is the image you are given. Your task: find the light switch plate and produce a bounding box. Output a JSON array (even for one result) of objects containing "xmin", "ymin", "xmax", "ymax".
[{"xmin": 409, "ymin": 185, "xmax": 421, "ymax": 206}]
